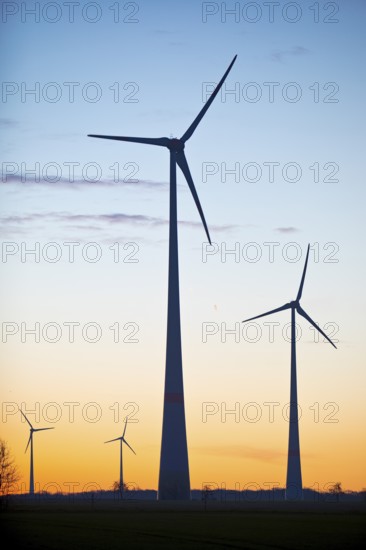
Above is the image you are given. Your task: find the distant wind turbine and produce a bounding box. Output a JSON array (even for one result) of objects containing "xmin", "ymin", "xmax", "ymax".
[
  {"xmin": 105, "ymin": 418, "xmax": 136, "ymax": 497},
  {"xmin": 242, "ymin": 244, "xmax": 337, "ymax": 500},
  {"xmin": 89, "ymin": 55, "xmax": 237, "ymax": 500},
  {"xmin": 20, "ymin": 409, "xmax": 54, "ymax": 495}
]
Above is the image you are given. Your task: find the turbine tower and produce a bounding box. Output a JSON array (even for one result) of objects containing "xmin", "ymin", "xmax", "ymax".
[
  {"xmin": 242, "ymin": 244, "xmax": 337, "ymax": 501},
  {"xmin": 20, "ymin": 409, "xmax": 54, "ymax": 495},
  {"xmin": 89, "ymin": 55, "xmax": 237, "ymax": 500},
  {"xmin": 104, "ymin": 418, "xmax": 136, "ymax": 497}
]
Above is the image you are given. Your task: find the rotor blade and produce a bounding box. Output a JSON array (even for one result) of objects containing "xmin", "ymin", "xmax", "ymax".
[
  {"xmin": 176, "ymin": 150, "xmax": 211, "ymax": 244},
  {"xmin": 88, "ymin": 135, "xmax": 169, "ymax": 147},
  {"xmin": 122, "ymin": 418, "xmax": 128, "ymax": 438},
  {"xmin": 243, "ymin": 303, "xmax": 291, "ymax": 323},
  {"xmin": 296, "ymin": 244, "xmax": 310, "ymax": 301},
  {"xmin": 104, "ymin": 437, "xmax": 122, "ymax": 444},
  {"xmin": 297, "ymin": 305, "xmax": 337, "ymax": 348},
  {"xmin": 19, "ymin": 409, "xmax": 33, "ymax": 429},
  {"xmin": 180, "ymin": 55, "xmax": 237, "ymax": 143},
  {"xmin": 25, "ymin": 434, "xmax": 32, "ymax": 453},
  {"xmin": 34, "ymin": 428, "xmax": 55, "ymax": 432},
  {"xmin": 122, "ymin": 438, "xmax": 136, "ymax": 455}
]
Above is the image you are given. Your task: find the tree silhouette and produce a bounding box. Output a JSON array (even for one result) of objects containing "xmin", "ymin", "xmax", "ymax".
[
  {"xmin": 112, "ymin": 480, "xmax": 130, "ymax": 498},
  {"xmin": 0, "ymin": 439, "xmax": 20, "ymax": 509},
  {"xmin": 329, "ymin": 482, "xmax": 343, "ymax": 502},
  {"xmin": 202, "ymin": 484, "xmax": 214, "ymax": 510}
]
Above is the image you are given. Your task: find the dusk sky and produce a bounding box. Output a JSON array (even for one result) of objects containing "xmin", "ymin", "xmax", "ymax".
[{"xmin": 1, "ymin": 0, "xmax": 365, "ymax": 493}]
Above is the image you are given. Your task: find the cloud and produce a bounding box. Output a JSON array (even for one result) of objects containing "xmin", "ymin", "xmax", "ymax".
[
  {"xmin": 68, "ymin": 225, "xmax": 104, "ymax": 232},
  {"xmin": 1, "ymin": 214, "xmax": 42, "ymax": 224},
  {"xmin": 180, "ymin": 220, "xmax": 238, "ymax": 232},
  {"xmin": 192, "ymin": 444, "xmax": 286, "ymax": 463},
  {"xmin": 0, "ymin": 211, "xmax": 239, "ymax": 234},
  {"xmin": 39, "ymin": 132, "xmax": 80, "ymax": 141},
  {"xmin": 0, "ymin": 118, "xmax": 18, "ymax": 127},
  {"xmin": 73, "ymin": 213, "xmax": 166, "ymax": 226},
  {"xmin": 271, "ymin": 46, "xmax": 310, "ymax": 63},
  {"xmin": 0, "ymin": 212, "xmax": 165, "ymax": 227},
  {"xmin": 275, "ymin": 227, "xmax": 299, "ymax": 233},
  {"xmin": 0, "ymin": 174, "xmax": 168, "ymax": 190},
  {"xmin": 153, "ymin": 29, "xmax": 177, "ymax": 35}
]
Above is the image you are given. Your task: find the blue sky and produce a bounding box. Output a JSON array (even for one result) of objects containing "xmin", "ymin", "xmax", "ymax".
[{"xmin": 1, "ymin": 0, "xmax": 366, "ymax": 490}]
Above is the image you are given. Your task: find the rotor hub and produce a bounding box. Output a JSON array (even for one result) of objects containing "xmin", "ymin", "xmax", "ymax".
[{"xmin": 168, "ymin": 138, "xmax": 184, "ymax": 151}]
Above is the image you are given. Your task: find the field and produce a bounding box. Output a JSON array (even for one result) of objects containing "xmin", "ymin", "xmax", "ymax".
[{"xmin": 2, "ymin": 500, "xmax": 365, "ymax": 549}]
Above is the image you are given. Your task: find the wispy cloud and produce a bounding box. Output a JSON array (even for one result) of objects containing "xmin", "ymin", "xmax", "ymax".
[
  {"xmin": 192, "ymin": 444, "xmax": 286, "ymax": 463},
  {"xmin": 0, "ymin": 118, "xmax": 18, "ymax": 127},
  {"xmin": 275, "ymin": 227, "xmax": 299, "ymax": 233},
  {"xmin": 0, "ymin": 174, "xmax": 168, "ymax": 190},
  {"xmin": 271, "ymin": 46, "xmax": 310, "ymax": 63},
  {"xmin": 153, "ymin": 29, "xmax": 177, "ymax": 35},
  {"xmin": 0, "ymin": 211, "xmax": 239, "ymax": 234},
  {"xmin": 136, "ymin": 108, "xmax": 193, "ymax": 122},
  {"xmin": 0, "ymin": 212, "xmax": 165, "ymax": 227},
  {"xmin": 39, "ymin": 132, "xmax": 80, "ymax": 141},
  {"xmin": 180, "ymin": 220, "xmax": 238, "ymax": 232}
]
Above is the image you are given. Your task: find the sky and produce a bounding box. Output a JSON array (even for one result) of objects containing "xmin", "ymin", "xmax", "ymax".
[{"xmin": 0, "ymin": 0, "xmax": 365, "ymax": 493}]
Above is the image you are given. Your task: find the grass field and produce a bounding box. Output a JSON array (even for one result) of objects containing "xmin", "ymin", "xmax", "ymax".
[{"xmin": 2, "ymin": 501, "xmax": 365, "ymax": 549}]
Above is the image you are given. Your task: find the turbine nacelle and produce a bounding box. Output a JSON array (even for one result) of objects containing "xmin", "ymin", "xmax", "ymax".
[
  {"xmin": 104, "ymin": 418, "xmax": 136, "ymax": 454},
  {"xmin": 168, "ymin": 138, "xmax": 185, "ymax": 151},
  {"xmin": 19, "ymin": 409, "xmax": 54, "ymax": 457},
  {"xmin": 88, "ymin": 56, "xmax": 238, "ymax": 248},
  {"xmin": 242, "ymin": 244, "xmax": 337, "ymax": 349}
]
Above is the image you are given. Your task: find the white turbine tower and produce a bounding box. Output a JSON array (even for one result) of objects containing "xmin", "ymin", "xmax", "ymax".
[
  {"xmin": 242, "ymin": 244, "xmax": 337, "ymax": 501},
  {"xmin": 20, "ymin": 409, "xmax": 54, "ymax": 495},
  {"xmin": 104, "ymin": 418, "xmax": 136, "ymax": 497},
  {"xmin": 89, "ymin": 55, "xmax": 237, "ymax": 500}
]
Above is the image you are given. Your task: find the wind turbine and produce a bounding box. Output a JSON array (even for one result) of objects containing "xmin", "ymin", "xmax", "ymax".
[
  {"xmin": 89, "ymin": 55, "xmax": 237, "ymax": 500},
  {"xmin": 242, "ymin": 244, "xmax": 337, "ymax": 501},
  {"xmin": 19, "ymin": 409, "xmax": 54, "ymax": 495},
  {"xmin": 104, "ymin": 418, "xmax": 136, "ymax": 498}
]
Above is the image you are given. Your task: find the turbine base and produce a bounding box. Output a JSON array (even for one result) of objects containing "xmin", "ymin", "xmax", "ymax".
[{"xmin": 158, "ymin": 470, "xmax": 191, "ymax": 501}]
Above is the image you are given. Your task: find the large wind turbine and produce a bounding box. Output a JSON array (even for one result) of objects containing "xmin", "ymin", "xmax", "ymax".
[
  {"xmin": 89, "ymin": 55, "xmax": 237, "ymax": 500},
  {"xmin": 104, "ymin": 418, "xmax": 136, "ymax": 497},
  {"xmin": 242, "ymin": 244, "xmax": 337, "ymax": 501},
  {"xmin": 19, "ymin": 409, "xmax": 54, "ymax": 495}
]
